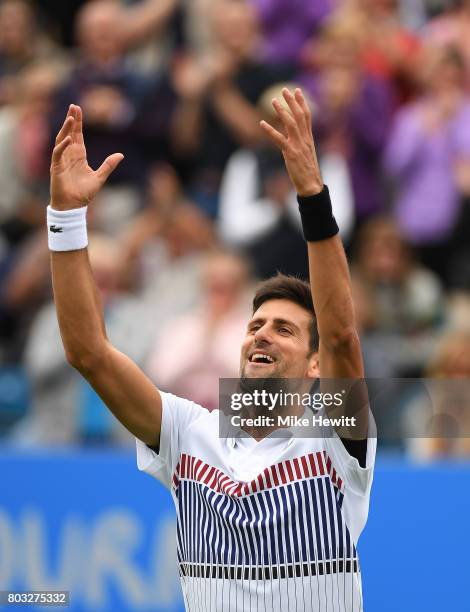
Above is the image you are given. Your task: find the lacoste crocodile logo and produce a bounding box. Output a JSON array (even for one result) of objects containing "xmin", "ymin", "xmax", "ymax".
[{"xmin": 49, "ymin": 225, "xmax": 63, "ymax": 233}]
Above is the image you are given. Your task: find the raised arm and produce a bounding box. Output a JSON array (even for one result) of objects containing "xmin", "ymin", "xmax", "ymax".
[
  {"xmin": 260, "ymin": 89, "xmax": 368, "ymax": 454},
  {"xmin": 49, "ymin": 104, "xmax": 162, "ymax": 447},
  {"xmin": 260, "ymin": 88, "xmax": 363, "ymax": 379},
  {"xmin": 121, "ymin": 0, "xmax": 178, "ymax": 49}
]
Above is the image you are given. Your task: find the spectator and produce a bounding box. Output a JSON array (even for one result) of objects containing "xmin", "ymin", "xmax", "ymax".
[
  {"xmin": 0, "ymin": 0, "xmax": 64, "ymax": 106},
  {"xmin": 301, "ymin": 16, "xmax": 393, "ymax": 221},
  {"xmin": 171, "ymin": 0, "xmax": 292, "ymax": 217},
  {"xmin": 117, "ymin": 164, "xmax": 218, "ymax": 348},
  {"xmin": 0, "ymin": 63, "xmax": 64, "ymax": 242},
  {"xmin": 117, "ymin": 0, "xmax": 179, "ymax": 74},
  {"xmin": 252, "ymin": 0, "xmax": 333, "ymax": 66},
  {"xmin": 403, "ymin": 330, "xmax": 470, "ymax": 459},
  {"xmin": 50, "ymin": 0, "xmax": 154, "ymax": 233},
  {"xmin": 355, "ymin": 0, "xmax": 423, "ymax": 103},
  {"xmin": 117, "ymin": 163, "xmax": 216, "ymax": 271},
  {"xmin": 0, "ymin": 63, "xmax": 65, "ymax": 363},
  {"xmin": 217, "ymin": 82, "xmax": 354, "ymax": 279},
  {"xmin": 146, "ymin": 250, "xmax": 251, "ymax": 410},
  {"xmin": 302, "ymin": 0, "xmax": 423, "ymax": 106},
  {"xmin": 9, "ymin": 233, "xmax": 148, "ymax": 446},
  {"xmin": 424, "ymin": 0, "xmax": 470, "ymax": 86},
  {"xmin": 350, "ymin": 274, "xmax": 396, "ymax": 378},
  {"xmin": 352, "ymin": 216, "xmax": 445, "ymax": 375},
  {"xmin": 384, "ymin": 45, "xmax": 470, "ymax": 282}
]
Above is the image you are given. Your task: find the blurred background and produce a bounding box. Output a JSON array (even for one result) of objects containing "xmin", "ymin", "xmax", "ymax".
[{"xmin": 0, "ymin": 0, "xmax": 469, "ymax": 610}]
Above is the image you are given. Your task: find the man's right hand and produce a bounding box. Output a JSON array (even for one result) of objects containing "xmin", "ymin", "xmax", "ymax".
[
  {"xmin": 49, "ymin": 105, "xmax": 162, "ymax": 448},
  {"xmin": 50, "ymin": 104, "xmax": 124, "ymax": 211}
]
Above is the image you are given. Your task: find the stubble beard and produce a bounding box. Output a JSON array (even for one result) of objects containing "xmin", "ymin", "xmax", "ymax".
[{"xmin": 240, "ymin": 361, "xmax": 284, "ymax": 381}]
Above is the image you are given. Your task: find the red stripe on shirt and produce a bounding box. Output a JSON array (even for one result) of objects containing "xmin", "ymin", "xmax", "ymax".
[{"xmin": 173, "ymin": 451, "xmax": 340, "ymax": 496}]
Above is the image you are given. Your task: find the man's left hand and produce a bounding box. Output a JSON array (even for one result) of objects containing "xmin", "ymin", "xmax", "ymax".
[{"xmin": 260, "ymin": 88, "xmax": 323, "ymax": 197}]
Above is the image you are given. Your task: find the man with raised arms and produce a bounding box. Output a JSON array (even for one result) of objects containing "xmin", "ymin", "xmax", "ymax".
[{"xmin": 49, "ymin": 88, "xmax": 375, "ymax": 611}]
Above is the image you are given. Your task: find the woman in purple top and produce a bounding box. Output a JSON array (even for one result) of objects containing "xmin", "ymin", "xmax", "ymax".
[
  {"xmin": 384, "ymin": 46, "xmax": 470, "ymax": 281},
  {"xmin": 300, "ymin": 17, "xmax": 393, "ymax": 222},
  {"xmin": 252, "ymin": 0, "xmax": 333, "ymax": 65}
]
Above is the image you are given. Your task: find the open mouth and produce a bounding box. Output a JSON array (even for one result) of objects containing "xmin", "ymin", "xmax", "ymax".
[{"xmin": 249, "ymin": 353, "xmax": 276, "ymax": 365}]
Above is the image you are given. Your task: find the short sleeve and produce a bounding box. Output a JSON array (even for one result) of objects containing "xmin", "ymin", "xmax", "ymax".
[
  {"xmin": 135, "ymin": 392, "xmax": 207, "ymax": 489},
  {"xmin": 323, "ymin": 410, "xmax": 377, "ymax": 497}
]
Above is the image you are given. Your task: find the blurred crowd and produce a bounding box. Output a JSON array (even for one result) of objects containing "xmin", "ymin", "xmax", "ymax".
[{"xmin": 0, "ymin": 0, "xmax": 469, "ymax": 458}]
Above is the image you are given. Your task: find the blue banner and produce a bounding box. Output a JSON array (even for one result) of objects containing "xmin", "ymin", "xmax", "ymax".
[{"xmin": 1, "ymin": 451, "xmax": 469, "ymax": 611}]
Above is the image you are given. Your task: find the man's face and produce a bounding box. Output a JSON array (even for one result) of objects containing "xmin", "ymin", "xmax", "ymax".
[
  {"xmin": 77, "ymin": 1, "xmax": 124, "ymax": 62},
  {"xmin": 240, "ymin": 299, "xmax": 319, "ymax": 379}
]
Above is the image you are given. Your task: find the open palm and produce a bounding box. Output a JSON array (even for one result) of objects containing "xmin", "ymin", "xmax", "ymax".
[
  {"xmin": 50, "ymin": 104, "xmax": 124, "ymax": 210},
  {"xmin": 260, "ymin": 88, "xmax": 322, "ymax": 197}
]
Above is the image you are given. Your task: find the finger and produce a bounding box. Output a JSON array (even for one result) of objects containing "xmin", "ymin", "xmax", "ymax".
[
  {"xmin": 71, "ymin": 104, "xmax": 85, "ymax": 146},
  {"xmin": 271, "ymin": 98, "xmax": 300, "ymax": 141},
  {"xmin": 294, "ymin": 87, "xmax": 320, "ymax": 166},
  {"xmin": 294, "ymin": 88, "xmax": 313, "ymax": 133},
  {"xmin": 260, "ymin": 120, "xmax": 288, "ymax": 150},
  {"xmin": 96, "ymin": 153, "xmax": 124, "ymax": 184},
  {"xmin": 282, "ymin": 88, "xmax": 305, "ymax": 132},
  {"xmin": 55, "ymin": 113, "xmax": 74, "ymax": 146},
  {"xmin": 51, "ymin": 135, "xmax": 72, "ymax": 164}
]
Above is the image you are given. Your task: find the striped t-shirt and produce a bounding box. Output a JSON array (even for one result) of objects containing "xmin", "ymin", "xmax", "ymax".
[{"xmin": 136, "ymin": 392, "xmax": 376, "ymax": 611}]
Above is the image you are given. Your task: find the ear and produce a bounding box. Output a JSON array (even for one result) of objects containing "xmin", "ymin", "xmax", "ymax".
[{"xmin": 307, "ymin": 351, "xmax": 320, "ymax": 378}]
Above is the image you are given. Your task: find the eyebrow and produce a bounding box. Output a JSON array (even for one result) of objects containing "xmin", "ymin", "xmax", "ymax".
[{"xmin": 248, "ymin": 317, "xmax": 301, "ymax": 333}]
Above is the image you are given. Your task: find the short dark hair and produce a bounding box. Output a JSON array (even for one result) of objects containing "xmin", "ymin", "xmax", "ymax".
[{"xmin": 252, "ymin": 273, "xmax": 319, "ymax": 354}]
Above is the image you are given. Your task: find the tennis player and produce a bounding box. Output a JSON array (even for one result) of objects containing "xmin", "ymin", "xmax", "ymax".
[{"xmin": 48, "ymin": 87, "xmax": 375, "ymax": 611}]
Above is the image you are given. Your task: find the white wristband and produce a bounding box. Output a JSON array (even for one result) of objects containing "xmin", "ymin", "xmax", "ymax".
[{"xmin": 47, "ymin": 205, "xmax": 88, "ymax": 251}]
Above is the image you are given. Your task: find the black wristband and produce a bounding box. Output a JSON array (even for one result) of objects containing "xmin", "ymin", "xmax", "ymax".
[{"xmin": 297, "ymin": 184, "xmax": 339, "ymax": 242}]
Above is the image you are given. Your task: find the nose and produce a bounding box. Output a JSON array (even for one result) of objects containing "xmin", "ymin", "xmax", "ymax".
[{"xmin": 254, "ymin": 323, "xmax": 273, "ymax": 346}]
